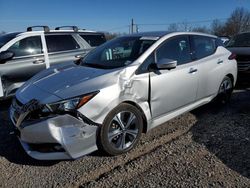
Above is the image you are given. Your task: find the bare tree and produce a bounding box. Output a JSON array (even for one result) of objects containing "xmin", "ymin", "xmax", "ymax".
[
  {"xmin": 223, "ymin": 7, "xmax": 250, "ymax": 36},
  {"xmin": 210, "ymin": 19, "xmax": 225, "ymax": 36},
  {"xmin": 168, "ymin": 23, "xmax": 179, "ymax": 32},
  {"xmin": 192, "ymin": 26, "xmax": 210, "ymax": 33},
  {"xmin": 104, "ymin": 32, "xmax": 118, "ymax": 40},
  {"xmin": 179, "ymin": 21, "xmax": 192, "ymax": 31}
]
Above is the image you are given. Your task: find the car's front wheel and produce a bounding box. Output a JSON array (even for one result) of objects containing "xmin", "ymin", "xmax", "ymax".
[{"xmin": 98, "ymin": 103, "xmax": 143, "ymax": 155}]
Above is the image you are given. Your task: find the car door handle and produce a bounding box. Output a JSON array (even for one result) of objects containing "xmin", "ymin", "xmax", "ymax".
[
  {"xmin": 75, "ymin": 55, "xmax": 82, "ymax": 59},
  {"xmin": 75, "ymin": 53, "xmax": 86, "ymax": 59},
  {"xmin": 33, "ymin": 59, "xmax": 45, "ymax": 64},
  {"xmin": 189, "ymin": 68, "xmax": 198, "ymax": 74},
  {"xmin": 217, "ymin": 60, "xmax": 223, "ymax": 64}
]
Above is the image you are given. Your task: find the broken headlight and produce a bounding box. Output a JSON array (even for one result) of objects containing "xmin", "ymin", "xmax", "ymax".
[{"xmin": 42, "ymin": 91, "xmax": 99, "ymax": 113}]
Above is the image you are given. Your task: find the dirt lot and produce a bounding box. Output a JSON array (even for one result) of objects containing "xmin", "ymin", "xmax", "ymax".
[{"xmin": 0, "ymin": 79, "xmax": 249, "ymax": 188}]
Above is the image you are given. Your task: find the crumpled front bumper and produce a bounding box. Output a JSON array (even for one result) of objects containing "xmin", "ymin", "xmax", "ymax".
[{"xmin": 10, "ymin": 105, "xmax": 98, "ymax": 160}]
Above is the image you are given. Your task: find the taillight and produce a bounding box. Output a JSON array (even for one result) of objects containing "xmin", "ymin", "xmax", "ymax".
[{"xmin": 228, "ymin": 53, "xmax": 236, "ymax": 60}]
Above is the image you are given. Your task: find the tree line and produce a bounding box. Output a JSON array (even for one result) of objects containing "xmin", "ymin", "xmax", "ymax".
[{"xmin": 168, "ymin": 7, "xmax": 250, "ymax": 37}]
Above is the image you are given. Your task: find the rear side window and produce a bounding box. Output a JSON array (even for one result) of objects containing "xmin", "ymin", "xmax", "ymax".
[
  {"xmin": 156, "ymin": 35, "xmax": 192, "ymax": 66},
  {"xmin": 45, "ymin": 35, "xmax": 80, "ymax": 53},
  {"xmin": 8, "ymin": 36, "xmax": 42, "ymax": 57},
  {"xmin": 80, "ymin": 34, "xmax": 106, "ymax": 47},
  {"xmin": 192, "ymin": 36, "xmax": 216, "ymax": 60}
]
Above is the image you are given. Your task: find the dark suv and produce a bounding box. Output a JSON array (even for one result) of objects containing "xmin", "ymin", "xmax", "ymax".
[
  {"xmin": 227, "ymin": 32, "xmax": 250, "ymax": 76},
  {"xmin": 0, "ymin": 26, "xmax": 106, "ymax": 99}
]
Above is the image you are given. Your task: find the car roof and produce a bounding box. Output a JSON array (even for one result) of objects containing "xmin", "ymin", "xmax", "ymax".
[
  {"xmin": 124, "ymin": 31, "xmax": 217, "ymax": 39},
  {"xmin": 8, "ymin": 30, "xmax": 105, "ymax": 37},
  {"xmin": 129, "ymin": 31, "xmax": 171, "ymax": 38}
]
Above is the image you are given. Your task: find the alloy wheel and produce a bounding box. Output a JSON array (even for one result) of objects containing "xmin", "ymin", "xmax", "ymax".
[{"xmin": 108, "ymin": 111, "xmax": 139, "ymax": 150}]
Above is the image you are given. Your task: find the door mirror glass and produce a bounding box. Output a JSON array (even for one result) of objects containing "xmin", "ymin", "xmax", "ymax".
[{"xmin": 0, "ymin": 51, "xmax": 14, "ymax": 64}]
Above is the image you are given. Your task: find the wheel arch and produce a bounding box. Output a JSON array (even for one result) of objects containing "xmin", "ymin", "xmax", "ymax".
[
  {"xmin": 226, "ymin": 73, "xmax": 234, "ymax": 86},
  {"xmin": 122, "ymin": 100, "xmax": 148, "ymax": 133}
]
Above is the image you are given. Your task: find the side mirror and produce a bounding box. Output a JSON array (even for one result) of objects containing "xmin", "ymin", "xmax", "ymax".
[
  {"xmin": 149, "ymin": 58, "xmax": 177, "ymax": 71},
  {"xmin": 0, "ymin": 51, "xmax": 14, "ymax": 64}
]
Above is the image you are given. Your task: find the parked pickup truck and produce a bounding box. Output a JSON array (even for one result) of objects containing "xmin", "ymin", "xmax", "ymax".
[{"xmin": 0, "ymin": 26, "xmax": 106, "ymax": 99}]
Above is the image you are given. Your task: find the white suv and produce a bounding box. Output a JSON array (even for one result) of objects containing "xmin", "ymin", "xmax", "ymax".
[{"xmin": 0, "ymin": 26, "xmax": 106, "ymax": 99}]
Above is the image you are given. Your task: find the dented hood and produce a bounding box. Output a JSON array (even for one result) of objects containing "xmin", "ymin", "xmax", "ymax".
[{"xmin": 17, "ymin": 63, "xmax": 121, "ymax": 103}]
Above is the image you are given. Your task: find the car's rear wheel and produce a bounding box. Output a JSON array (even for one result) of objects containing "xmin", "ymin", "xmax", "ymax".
[
  {"xmin": 98, "ymin": 103, "xmax": 143, "ymax": 155},
  {"xmin": 216, "ymin": 76, "xmax": 233, "ymax": 104}
]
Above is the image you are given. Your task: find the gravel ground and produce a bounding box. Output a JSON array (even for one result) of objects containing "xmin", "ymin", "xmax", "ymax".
[{"xmin": 0, "ymin": 80, "xmax": 249, "ymax": 188}]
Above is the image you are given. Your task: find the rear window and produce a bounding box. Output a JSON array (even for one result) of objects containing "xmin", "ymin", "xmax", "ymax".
[
  {"xmin": 192, "ymin": 36, "xmax": 216, "ymax": 60},
  {"xmin": 80, "ymin": 34, "xmax": 106, "ymax": 47},
  {"xmin": 227, "ymin": 33, "xmax": 250, "ymax": 47},
  {"xmin": 45, "ymin": 35, "xmax": 80, "ymax": 53}
]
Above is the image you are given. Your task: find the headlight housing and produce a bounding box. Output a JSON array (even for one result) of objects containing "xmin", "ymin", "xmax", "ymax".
[{"xmin": 42, "ymin": 91, "xmax": 99, "ymax": 113}]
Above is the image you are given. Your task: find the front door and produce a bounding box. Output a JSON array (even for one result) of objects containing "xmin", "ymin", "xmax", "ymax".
[
  {"xmin": 150, "ymin": 35, "xmax": 199, "ymax": 118},
  {"xmin": 0, "ymin": 35, "xmax": 46, "ymax": 96}
]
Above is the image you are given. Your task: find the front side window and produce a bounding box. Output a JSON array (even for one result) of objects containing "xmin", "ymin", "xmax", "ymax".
[
  {"xmin": 81, "ymin": 36, "xmax": 156, "ymax": 69},
  {"xmin": 80, "ymin": 34, "xmax": 106, "ymax": 47},
  {"xmin": 156, "ymin": 36, "xmax": 191, "ymax": 66},
  {"xmin": 45, "ymin": 35, "xmax": 80, "ymax": 53},
  {"xmin": 192, "ymin": 36, "xmax": 216, "ymax": 60},
  {"xmin": 8, "ymin": 36, "xmax": 42, "ymax": 57}
]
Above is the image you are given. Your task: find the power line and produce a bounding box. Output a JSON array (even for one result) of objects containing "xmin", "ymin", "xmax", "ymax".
[
  {"xmin": 137, "ymin": 18, "xmax": 228, "ymax": 26},
  {"xmin": 105, "ymin": 18, "xmax": 229, "ymax": 32},
  {"xmin": 106, "ymin": 25, "xmax": 129, "ymax": 32}
]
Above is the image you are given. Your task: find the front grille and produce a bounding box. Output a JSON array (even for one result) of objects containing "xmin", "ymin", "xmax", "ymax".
[
  {"xmin": 236, "ymin": 55, "xmax": 250, "ymax": 62},
  {"xmin": 10, "ymin": 98, "xmax": 23, "ymax": 125},
  {"xmin": 237, "ymin": 62, "xmax": 250, "ymax": 71},
  {"xmin": 236, "ymin": 55, "xmax": 250, "ymax": 71},
  {"xmin": 28, "ymin": 143, "xmax": 65, "ymax": 153}
]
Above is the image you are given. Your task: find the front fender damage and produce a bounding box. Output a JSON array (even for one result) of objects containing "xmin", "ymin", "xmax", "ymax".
[{"xmin": 78, "ymin": 65, "xmax": 151, "ymax": 128}]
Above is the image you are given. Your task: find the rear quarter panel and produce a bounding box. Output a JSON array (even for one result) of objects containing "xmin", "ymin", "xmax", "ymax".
[{"xmin": 197, "ymin": 46, "xmax": 237, "ymax": 100}]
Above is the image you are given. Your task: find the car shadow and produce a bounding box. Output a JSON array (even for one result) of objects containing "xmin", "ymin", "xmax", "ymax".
[
  {"xmin": 190, "ymin": 81, "xmax": 250, "ymax": 179},
  {"xmin": 0, "ymin": 100, "xmax": 59, "ymax": 166},
  {"xmin": 236, "ymin": 74, "xmax": 250, "ymax": 90}
]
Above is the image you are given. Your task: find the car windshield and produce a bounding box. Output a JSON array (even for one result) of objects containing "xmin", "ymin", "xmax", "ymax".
[
  {"xmin": 0, "ymin": 33, "xmax": 19, "ymax": 48},
  {"xmin": 81, "ymin": 36, "xmax": 157, "ymax": 69},
  {"xmin": 227, "ymin": 33, "xmax": 250, "ymax": 47}
]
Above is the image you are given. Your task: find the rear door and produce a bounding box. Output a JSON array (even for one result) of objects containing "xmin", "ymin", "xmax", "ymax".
[
  {"xmin": 150, "ymin": 35, "xmax": 199, "ymax": 118},
  {"xmin": 190, "ymin": 35, "xmax": 225, "ymax": 99},
  {"xmin": 45, "ymin": 34, "xmax": 87, "ymax": 67}
]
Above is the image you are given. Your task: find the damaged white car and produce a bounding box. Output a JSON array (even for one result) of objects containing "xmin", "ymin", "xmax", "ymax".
[{"xmin": 9, "ymin": 31, "xmax": 237, "ymax": 160}]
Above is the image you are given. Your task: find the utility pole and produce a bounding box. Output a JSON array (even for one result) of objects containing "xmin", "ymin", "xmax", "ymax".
[{"xmin": 131, "ymin": 18, "xmax": 134, "ymax": 34}]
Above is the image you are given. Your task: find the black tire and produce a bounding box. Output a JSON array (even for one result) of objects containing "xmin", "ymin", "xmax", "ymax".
[
  {"xmin": 98, "ymin": 103, "xmax": 143, "ymax": 155},
  {"xmin": 216, "ymin": 76, "xmax": 233, "ymax": 104}
]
